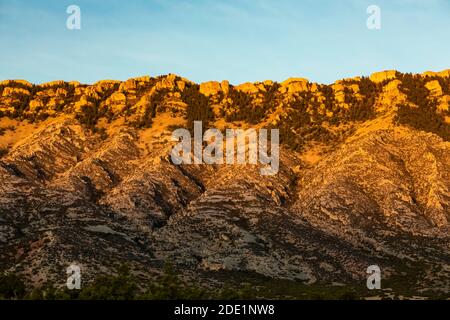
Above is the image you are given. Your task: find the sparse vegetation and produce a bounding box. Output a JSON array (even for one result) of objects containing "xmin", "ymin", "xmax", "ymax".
[
  {"xmin": 133, "ymin": 89, "xmax": 170, "ymax": 129},
  {"xmin": 75, "ymin": 99, "xmax": 104, "ymax": 131},
  {"xmin": 3, "ymin": 266, "xmax": 446, "ymax": 300},
  {"xmin": 0, "ymin": 274, "xmax": 26, "ymax": 299},
  {"xmin": 0, "ymin": 73, "xmax": 449, "ymax": 303},
  {"xmin": 182, "ymin": 83, "xmax": 213, "ymax": 132}
]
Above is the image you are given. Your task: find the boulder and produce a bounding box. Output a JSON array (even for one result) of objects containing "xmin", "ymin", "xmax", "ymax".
[
  {"xmin": 235, "ymin": 82, "xmax": 259, "ymax": 94},
  {"xmin": 29, "ymin": 99, "xmax": 44, "ymax": 111},
  {"xmin": 199, "ymin": 81, "xmax": 222, "ymax": 96},
  {"xmin": 108, "ymin": 92, "xmax": 126, "ymax": 103},
  {"xmin": 369, "ymin": 70, "xmax": 397, "ymax": 83},
  {"xmin": 119, "ymin": 79, "xmax": 137, "ymax": 92},
  {"xmin": 155, "ymin": 74, "xmax": 177, "ymax": 91}
]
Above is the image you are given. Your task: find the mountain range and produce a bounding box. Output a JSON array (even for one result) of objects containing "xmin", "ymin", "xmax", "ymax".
[{"xmin": 0, "ymin": 70, "xmax": 449, "ymax": 299}]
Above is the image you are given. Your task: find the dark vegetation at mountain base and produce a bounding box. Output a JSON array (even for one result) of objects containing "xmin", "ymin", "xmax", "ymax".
[
  {"xmin": 1, "ymin": 265, "xmax": 448, "ymax": 300},
  {"xmin": 133, "ymin": 89, "xmax": 171, "ymax": 129},
  {"xmin": 224, "ymin": 84, "xmax": 283, "ymax": 125},
  {"xmin": 340, "ymin": 76, "xmax": 379, "ymax": 122},
  {"xmin": 0, "ymin": 265, "xmax": 254, "ymax": 300}
]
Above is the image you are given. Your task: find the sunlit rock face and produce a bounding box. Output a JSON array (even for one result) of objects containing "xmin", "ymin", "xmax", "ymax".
[{"xmin": 0, "ymin": 70, "xmax": 449, "ymax": 295}]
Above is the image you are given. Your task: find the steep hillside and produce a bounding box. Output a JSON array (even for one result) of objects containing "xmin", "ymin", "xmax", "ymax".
[{"xmin": 0, "ymin": 70, "xmax": 449, "ymax": 298}]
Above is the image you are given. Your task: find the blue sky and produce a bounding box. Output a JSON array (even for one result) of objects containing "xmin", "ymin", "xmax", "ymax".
[{"xmin": 0, "ymin": 0, "xmax": 449, "ymax": 84}]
